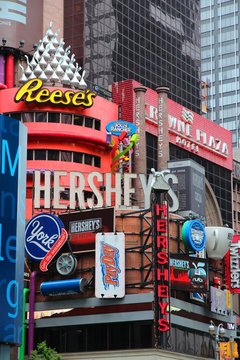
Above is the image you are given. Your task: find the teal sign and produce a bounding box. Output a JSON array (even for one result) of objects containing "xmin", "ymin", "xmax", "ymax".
[
  {"xmin": 182, "ymin": 220, "xmax": 206, "ymax": 252},
  {"xmin": 0, "ymin": 115, "xmax": 27, "ymax": 345}
]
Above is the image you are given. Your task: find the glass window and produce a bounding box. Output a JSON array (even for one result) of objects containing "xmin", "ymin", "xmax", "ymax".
[
  {"xmin": 73, "ymin": 152, "xmax": 83, "ymax": 163},
  {"xmin": 95, "ymin": 119, "xmax": 101, "ymax": 130},
  {"xmin": 85, "ymin": 117, "xmax": 93, "ymax": 128},
  {"xmin": 35, "ymin": 150, "xmax": 46, "ymax": 160},
  {"xmin": 74, "ymin": 115, "xmax": 84, "ymax": 126},
  {"xmin": 35, "ymin": 112, "xmax": 47, "ymax": 122},
  {"xmin": 48, "ymin": 112, "xmax": 60, "ymax": 123},
  {"xmin": 94, "ymin": 156, "xmax": 101, "ymax": 167},
  {"xmin": 61, "ymin": 151, "xmax": 71, "ymax": 162},
  {"xmin": 85, "ymin": 154, "xmax": 93, "ymax": 165},
  {"xmin": 22, "ymin": 112, "xmax": 34, "ymax": 122},
  {"xmin": 48, "ymin": 150, "xmax": 59, "ymax": 161},
  {"xmin": 9, "ymin": 112, "xmax": 21, "ymax": 120},
  {"xmin": 61, "ymin": 113, "xmax": 72, "ymax": 124},
  {"xmin": 27, "ymin": 150, "xmax": 33, "ymax": 160}
]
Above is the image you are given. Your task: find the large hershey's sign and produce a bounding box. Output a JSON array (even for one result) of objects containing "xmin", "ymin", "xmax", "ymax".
[{"xmin": 33, "ymin": 170, "xmax": 179, "ymax": 211}]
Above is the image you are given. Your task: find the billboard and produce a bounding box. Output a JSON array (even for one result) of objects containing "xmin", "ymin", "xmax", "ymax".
[
  {"xmin": 95, "ymin": 232, "xmax": 125, "ymax": 298},
  {"xmin": 170, "ymin": 255, "xmax": 208, "ymax": 292},
  {"xmin": 59, "ymin": 207, "xmax": 115, "ymax": 249},
  {"xmin": 0, "ymin": 114, "xmax": 27, "ymax": 345},
  {"xmin": 168, "ymin": 159, "xmax": 205, "ymax": 218},
  {"xmin": 225, "ymin": 234, "xmax": 240, "ymax": 293},
  {"xmin": 0, "ymin": 0, "xmax": 43, "ymax": 50}
]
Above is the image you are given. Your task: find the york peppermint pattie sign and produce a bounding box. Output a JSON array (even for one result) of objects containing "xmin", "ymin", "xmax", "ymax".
[{"xmin": 0, "ymin": 115, "xmax": 27, "ymax": 345}]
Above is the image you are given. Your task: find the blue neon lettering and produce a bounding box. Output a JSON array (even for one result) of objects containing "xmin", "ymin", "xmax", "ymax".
[{"xmin": 1, "ymin": 140, "xmax": 20, "ymax": 176}]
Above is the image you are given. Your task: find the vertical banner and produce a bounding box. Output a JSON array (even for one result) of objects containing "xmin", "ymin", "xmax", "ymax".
[
  {"xmin": 152, "ymin": 189, "xmax": 170, "ymax": 348},
  {"xmin": 225, "ymin": 234, "xmax": 240, "ymax": 293},
  {"xmin": 0, "ymin": 115, "xmax": 27, "ymax": 345},
  {"xmin": 95, "ymin": 232, "xmax": 125, "ymax": 298}
]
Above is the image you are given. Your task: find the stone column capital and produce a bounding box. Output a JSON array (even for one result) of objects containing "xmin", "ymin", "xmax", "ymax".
[
  {"xmin": 155, "ymin": 86, "xmax": 170, "ymax": 94},
  {"xmin": 134, "ymin": 86, "xmax": 147, "ymax": 93}
]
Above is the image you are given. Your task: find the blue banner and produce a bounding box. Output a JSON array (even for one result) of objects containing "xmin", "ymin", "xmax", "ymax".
[{"xmin": 0, "ymin": 114, "xmax": 27, "ymax": 345}]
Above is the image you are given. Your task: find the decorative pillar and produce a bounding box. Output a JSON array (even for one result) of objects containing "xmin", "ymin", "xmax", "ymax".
[
  {"xmin": 155, "ymin": 86, "xmax": 170, "ymax": 171},
  {"xmin": 133, "ymin": 86, "xmax": 147, "ymax": 208},
  {"xmin": 5, "ymin": 54, "xmax": 14, "ymax": 88}
]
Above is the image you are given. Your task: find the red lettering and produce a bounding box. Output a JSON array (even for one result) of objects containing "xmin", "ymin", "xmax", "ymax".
[
  {"xmin": 158, "ymin": 301, "xmax": 169, "ymax": 315},
  {"xmin": 157, "ymin": 269, "xmax": 169, "ymax": 281},
  {"xmin": 157, "ymin": 235, "xmax": 167, "ymax": 248},
  {"xmin": 156, "ymin": 203, "xmax": 167, "ymax": 216},
  {"xmin": 158, "ymin": 318, "xmax": 170, "ymax": 332},
  {"xmin": 158, "ymin": 285, "xmax": 169, "ymax": 298},
  {"xmin": 157, "ymin": 219, "xmax": 167, "ymax": 232},
  {"xmin": 157, "ymin": 251, "xmax": 168, "ymax": 264}
]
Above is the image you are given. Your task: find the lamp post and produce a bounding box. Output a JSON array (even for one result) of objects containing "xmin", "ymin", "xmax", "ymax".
[{"xmin": 208, "ymin": 320, "xmax": 226, "ymax": 360}]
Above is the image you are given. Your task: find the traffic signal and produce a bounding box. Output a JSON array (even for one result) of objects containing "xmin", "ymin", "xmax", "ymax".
[
  {"xmin": 231, "ymin": 341, "xmax": 239, "ymax": 358},
  {"xmin": 219, "ymin": 341, "xmax": 231, "ymax": 359}
]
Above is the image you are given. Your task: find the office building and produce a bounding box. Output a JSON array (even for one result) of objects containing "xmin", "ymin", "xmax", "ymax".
[
  {"xmin": 201, "ymin": 0, "xmax": 240, "ymax": 147},
  {"xmin": 64, "ymin": 0, "xmax": 202, "ymax": 113}
]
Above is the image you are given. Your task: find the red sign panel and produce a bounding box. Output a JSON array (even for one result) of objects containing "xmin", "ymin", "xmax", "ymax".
[
  {"xmin": 153, "ymin": 195, "xmax": 170, "ymax": 340},
  {"xmin": 225, "ymin": 235, "xmax": 240, "ymax": 293},
  {"xmin": 170, "ymin": 255, "xmax": 208, "ymax": 292}
]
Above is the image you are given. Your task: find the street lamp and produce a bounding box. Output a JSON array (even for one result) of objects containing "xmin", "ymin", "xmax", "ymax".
[{"xmin": 208, "ymin": 320, "xmax": 226, "ymax": 360}]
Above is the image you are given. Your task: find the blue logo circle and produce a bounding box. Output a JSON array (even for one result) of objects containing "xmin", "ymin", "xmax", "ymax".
[
  {"xmin": 182, "ymin": 220, "xmax": 206, "ymax": 252},
  {"xmin": 25, "ymin": 213, "xmax": 64, "ymax": 261}
]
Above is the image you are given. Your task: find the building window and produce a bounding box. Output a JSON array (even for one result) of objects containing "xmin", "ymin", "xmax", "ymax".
[
  {"xmin": 35, "ymin": 150, "xmax": 46, "ymax": 160},
  {"xmin": 48, "ymin": 112, "xmax": 60, "ymax": 123},
  {"xmin": 28, "ymin": 149, "xmax": 101, "ymax": 168},
  {"xmin": 48, "ymin": 150, "xmax": 59, "ymax": 161}
]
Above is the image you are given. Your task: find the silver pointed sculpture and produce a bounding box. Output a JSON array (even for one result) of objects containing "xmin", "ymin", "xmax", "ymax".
[{"xmin": 19, "ymin": 22, "xmax": 89, "ymax": 90}]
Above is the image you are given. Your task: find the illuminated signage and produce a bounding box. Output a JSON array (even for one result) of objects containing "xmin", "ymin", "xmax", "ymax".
[
  {"xmin": 106, "ymin": 120, "xmax": 137, "ymax": 136},
  {"xmin": 182, "ymin": 220, "xmax": 206, "ymax": 252},
  {"xmin": 33, "ymin": 170, "xmax": 179, "ymax": 211},
  {"xmin": 59, "ymin": 207, "xmax": 114, "ymax": 249},
  {"xmin": 168, "ymin": 159, "xmax": 205, "ymax": 218},
  {"xmin": 15, "ymin": 79, "xmax": 96, "ymax": 108},
  {"xmin": 95, "ymin": 232, "xmax": 125, "ymax": 298},
  {"xmin": 0, "ymin": 115, "xmax": 27, "ymax": 345},
  {"xmin": 25, "ymin": 213, "xmax": 66, "ymax": 263},
  {"xmin": 170, "ymin": 255, "xmax": 208, "ymax": 292},
  {"xmin": 225, "ymin": 235, "xmax": 240, "ymax": 293},
  {"xmin": 153, "ymin": 197, "xmax": 170, "ymax": 334},
  {"xmin": 147, "ymin": 104, "xmax": 229, "ymax": 158}
]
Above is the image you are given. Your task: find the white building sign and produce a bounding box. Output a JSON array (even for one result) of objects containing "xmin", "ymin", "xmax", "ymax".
[{"xmin": 95, "ymin": 232, "xmax": 125, "ymax": 298}]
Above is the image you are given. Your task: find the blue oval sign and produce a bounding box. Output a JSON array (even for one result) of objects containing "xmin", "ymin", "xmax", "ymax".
[
  {"xmin": 25, "ymin": 213, "xmax": 64, "ymax": 261},
  {"xmin": 106, "ymin": 120, "xmax": 137, "ymax": 136},
  {"xmin": 182, "ymin": 220, "xmax": 206, "ymax": 252}
]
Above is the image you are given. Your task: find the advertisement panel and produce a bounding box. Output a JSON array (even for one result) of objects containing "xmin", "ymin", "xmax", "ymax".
[
  {"xmin": 168, "ymin": 159, "xmax": 205, "ymax": 218},
  {"xmin": 0, "ymin": 114, "xmax": 27, "ymax": 345},
  {"xmin": 170, "ymin": 255, "xmax": 208, "ymax": 292},
  {"xmin": 0, "ymin": 0, "xmax": 43, "ymax": 50},
  {"xmin": 95, "ymin": 232, "xmax": 125, "ymax": 298},
  {"xmin": 59, "ymin": 207, "xmax": 115, "ymax": 249},
  {"xmin": 225, "ymin": 234, "xmax": 240, "ymax": 293}
]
